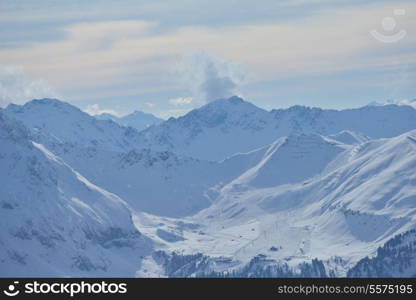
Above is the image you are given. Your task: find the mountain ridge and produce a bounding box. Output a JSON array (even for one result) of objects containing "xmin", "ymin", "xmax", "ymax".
[
  {"xmin": 137, "ymin": 96, "xmax": 416, "ymax": 161},
  {"xmin": 96, "ymin": 110, "xmax": 163, "ymax": 132}
]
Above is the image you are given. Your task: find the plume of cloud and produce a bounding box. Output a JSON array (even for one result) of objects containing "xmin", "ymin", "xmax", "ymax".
[
  {"xmin": 0, "ymin": 66, "xmax": 57, "ymax": 107},
  {"xmin": 177, "ymin": 51, "xmax": 244, "ymax": 103}
]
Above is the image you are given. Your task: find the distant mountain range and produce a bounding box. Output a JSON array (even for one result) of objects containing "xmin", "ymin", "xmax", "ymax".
[
  {"xmin": 137, "ymin": 96, "xmax": 416, "ymax": 161},
  {"xmin": 1, "ymin": 96, "xmax": 415, "ymax": 277},
  {"xmin": 96, "ymin": 110, "xmax": 163, "ymax": 132}
]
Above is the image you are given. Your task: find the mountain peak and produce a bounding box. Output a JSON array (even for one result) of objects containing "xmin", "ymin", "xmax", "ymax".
[
  {"xmin": 6, "ymin": 98, "xmax": 83, "ymax": 116},
  {"xmin": 97, "ymin": 112, "xmax": 118, "ymax": 119},
  {"xmin": 131, "ymin": 110, "xmax": 148, "ymax": 116},
  {"xmin": 175, "ymin": 96, "xmax": 269, "ymax": 130},
  {"xmin": 225, "ymin": 95, "xmax": 244, "ymax": 104},
  {"xmin": 24, "ymin": 98, "xmax": 71, "ymax": 108},
  {"xmin": 205, "ymin": 95, "xmax": 246, "ymax": 107},
  {"xmin": 191, "ymin": 96, "xmax": 265, "ymax": 117}
]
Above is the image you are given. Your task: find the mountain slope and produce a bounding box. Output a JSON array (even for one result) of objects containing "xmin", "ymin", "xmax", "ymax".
[
  {"xmin": 0, "ymin": 112, "xmax": 152, "ymax": 276},
  {"xmin": 230, "ymin": 134, "xmax": 349, "ymax": 188}
]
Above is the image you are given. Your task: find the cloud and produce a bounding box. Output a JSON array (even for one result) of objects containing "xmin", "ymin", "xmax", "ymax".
[
  {"xmin": 397, "ymin": 99, "xmax": 416, "ymax": 109},
  {"xmin": 177, "ymin": 51, "xmax": 244, "ymax": 103},
  {"xmin": 84, "ymin": 103, "xmax": 120, "ymax": 116},
  {"xmin": 0, "ymin": 65, "xmax": 57, "ymax": 107},
  {"xmin": 168, "ymin": 97, "xmax": 193, "ymax": 106},
  {"xmin": 0, "ymin": 2, "xmax": 414, "ymax": 104},
  {"xmin": 157, "ymin": 108, "xmax": 194, "ymax": 119},
  {"xmin": 66, "ymin": 20, "xmax": 155, "ymax": 52},
  {"xmin": 145, "ymin": 102, "xmax": 156, "ymax": 108},
  {"xmin": 383, "ymin": 99, "xmax": 416, "ymax": 108}
]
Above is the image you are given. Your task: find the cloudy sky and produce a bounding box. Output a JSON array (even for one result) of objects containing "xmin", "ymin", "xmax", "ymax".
[{"xmin": 0, "ymin": 0, "xmax": 415, "ymax": 118}]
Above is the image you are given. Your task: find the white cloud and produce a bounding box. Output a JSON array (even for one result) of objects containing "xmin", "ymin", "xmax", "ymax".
[
  {"xmin": 398, "ymin": 99, "xmax": 416, "ymax": 109},
  {"xmin": 385, "ymin": 99, "xmax": 416, "ymax": 109},
  {"xmin": 0, "ymin": 2, "xmax": 414, "ymax": 102},
  {"xmin": 0, "ymin": 65, "xmax": 57, "ymax": 107},
  {"xmin": 168, "ymin": 97, "xmax": 193, "ymax": 106},
  {"xmin": 84, "ymin": 103, "xmax": 120, "ymax": 116}
]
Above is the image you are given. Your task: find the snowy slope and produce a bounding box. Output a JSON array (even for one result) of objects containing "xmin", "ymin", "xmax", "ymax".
[
  {"xmin": 138, "ymin": 96, "xmax": 416, "ymax": 161},
  {"xmin": 230, "ymin": 134, "xmax": 349, "ymax": 188},
  {"xmin": 96, "ymin": 111, "xmax": 163, "ymax": 132},
  {"xmin": 134, "ymin": 131, "xmax": 416, "ymax": 276},
  {"xmin": 0, "ymin": 112, "xmax": 152, "ymax": 276}
]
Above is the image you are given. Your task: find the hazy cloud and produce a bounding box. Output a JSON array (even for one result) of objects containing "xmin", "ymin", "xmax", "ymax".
[
  {"xmin": 398, "ymin": 99, "xmax": 416, "ymax": 108},
  {"xmin": 168, "ymin": 97, "xmax": 193, "ymax": 106},
  {"xmin": 377, "ymin": 98, "xmax": 416, "ymax": 108},
  {"xmin": 0, "ymin": 65, "xmax": 56, "ymax": 107},
  {"xmin": 145, "ymin": 102, "xmax": 156, "ymax": 108},
  {"xmin": 157, "ymin": 108, "xmax": 194, "ymax": 119}
]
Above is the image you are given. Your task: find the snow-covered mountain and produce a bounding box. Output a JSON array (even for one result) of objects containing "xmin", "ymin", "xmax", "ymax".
[
  {"xmin": 4, "ymin": 99, "xmax": 143, "ymax": 153},
  {"xmin": 138, "ymin": 96, "xmax": 416, "ymax": 161},
  {"xmin": 0, "ymin": 111, "xmax": 152, "ymax": 276},
  {"xmin": 1, "ymin": 96, "xmax": 416, "ymax": 277},
  {"xmin": 133, "ymin": 130, "xmax": 416, "ymax": 276},
  {"xmin": 96, "ymin": 110, "xmax": 163, "ymax": 132}
]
